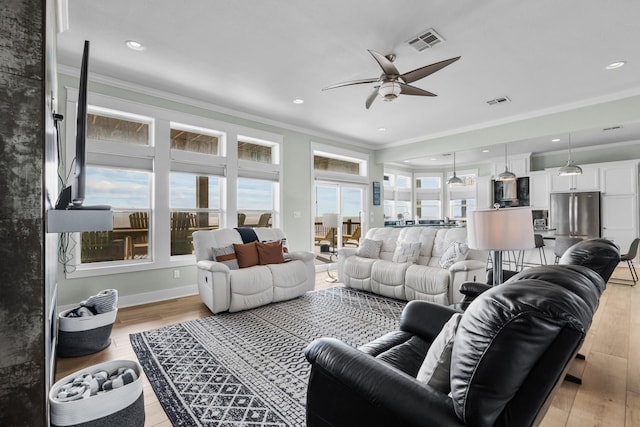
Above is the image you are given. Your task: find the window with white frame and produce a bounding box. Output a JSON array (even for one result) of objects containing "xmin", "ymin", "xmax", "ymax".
[
  {"xmin": 312, "ymin": 145, "xmax": 368, "ymax": 249},
  {"xmin": 170, "ymin": 123, "xmax": 225, "ymax": 256},
  {"xmin": 448, "ymin": 169, "xmax": 477, "ymax": 219},
  {"xmin": 63, "ymin": 88, "xmax": 283, "ymax": 277},
  {"xmin": 237, "ymin": 136, "xmax": 280, "ymax": 227},
  {"xmin": 415, "ymin": 175, "xmax": 442, "ymax": 220},
  {"xmin": 383, "ymin": 171, "xmax": 412, "ymax": 222}
]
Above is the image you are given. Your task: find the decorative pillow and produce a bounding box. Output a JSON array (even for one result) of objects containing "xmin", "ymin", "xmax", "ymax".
[
  {"xmin": 356, "ymin": 238, "xmax": 383, "ymax": 259},
  {"xmin": 212, "ymin": 244, "xmax": 239, "ymax": 270},
  {"xmin": 392, "ymin": 241, "xmax": 422, "ymax": 264},
  {"xmin": 438, "ymin": 241, "xmax": 469, "ymax": 269},
  {"xmin": 416, "ymin": 313, "xmax": 463, "ymax": 393},
  {"xmin": 256, "ymin": 241, "xmax": 285, "ymax": 265},
  {"xmin": 233, "ymin": 241, "xmax": 260, "ymax": 268}
]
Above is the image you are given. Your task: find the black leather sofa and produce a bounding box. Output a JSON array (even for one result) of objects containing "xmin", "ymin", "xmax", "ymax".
[{"xmin": 304, "ymin": 239, "xmax": 620, "ymax": 426}]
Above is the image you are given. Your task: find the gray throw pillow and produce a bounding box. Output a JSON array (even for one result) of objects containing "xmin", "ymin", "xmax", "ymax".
[
  {"xmin": 416, "ymin": 312, "xmax": 462, "ymax": 393},
  {"xmin": 212, "ymin": 244, "xmax": 239, "ymax": 270},
  {"xmin": 438, "ymin": 241, "xmax": 469, "ymax": 269},
  {"xmin": 356, "ymin": 238, "xmax": 383, "ymax": 259},
  {"xmin": 392, "ymin": 241, "xmax": 422, "ymax": 263}
]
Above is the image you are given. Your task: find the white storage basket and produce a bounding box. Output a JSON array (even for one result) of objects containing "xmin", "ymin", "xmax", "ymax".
[
  {"xmin": 57, "ymin": 308, "xmax": 117, "ymax": 357},
  {"xmin": 49, "ymin": 359, "xmax": 144, "ymax": 427}
]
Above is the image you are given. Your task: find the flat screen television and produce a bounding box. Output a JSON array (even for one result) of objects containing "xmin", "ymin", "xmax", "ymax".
[{"xmin": 55, "ymin": 40, "xmax": 110, "ymax": 210}]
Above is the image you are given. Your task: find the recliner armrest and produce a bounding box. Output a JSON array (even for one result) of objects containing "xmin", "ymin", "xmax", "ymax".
[
  {"xmin": 288, "ymin": 250, "xmax": 315, "ymax": 263},
  {"xmin": 196, "ymin": 260, "xmax": 231, "ymax": 273},
  {"xmin": 400, "ymin": 300, "xmax": 459, "ymax": 342},
  {"xmin": 337, "ymin": 247, "xmax": 358, "ymax": 257},
  {"xmin": 459, "ymin": 281, "xmax": 492, "ymax": 298},
  {"xmin": 305, "ymin": 337, "xmax": 463, "ymax": 427}
]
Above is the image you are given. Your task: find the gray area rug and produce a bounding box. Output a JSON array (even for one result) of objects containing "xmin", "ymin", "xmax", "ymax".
[{"xmin": 130, "ymin": 287, "xmax": 406, "ymax": 426}]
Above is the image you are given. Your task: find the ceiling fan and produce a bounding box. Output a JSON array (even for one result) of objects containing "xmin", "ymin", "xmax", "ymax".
[{"xmin": 323, "ymin": 50, "xmax": 460, "ymax": 109}]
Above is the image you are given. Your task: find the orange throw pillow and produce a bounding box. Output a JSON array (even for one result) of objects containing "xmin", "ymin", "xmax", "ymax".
[
  {"xmin": 233, "ymin": 242, "xmax": 259, "ymax": 268},
  {"xmin": 257, "ymin": 241, "xmax": 285, "ymax": 265}
]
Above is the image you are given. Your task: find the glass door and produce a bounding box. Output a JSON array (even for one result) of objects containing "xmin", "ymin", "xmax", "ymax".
[{"xmin": 314, "ymin": 181, "xmax": 365, "ymax": 255}]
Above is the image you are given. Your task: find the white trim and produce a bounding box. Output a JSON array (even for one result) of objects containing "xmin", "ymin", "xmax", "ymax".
[{"xmin": 56, "ymin": 284, "xmax": 199, "ymax": 312}]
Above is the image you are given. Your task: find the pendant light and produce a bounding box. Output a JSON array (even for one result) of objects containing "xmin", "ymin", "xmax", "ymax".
[
  {"xmin": 558, "ymin": 134, "xmax": 583, "ymax": 176},
  {"xmin": 495, "ymin": 144, "xmax": 516, "ymax": 181},
  {"xmin": 447, "ymin": 152, "xmax": 464, "ymax": 186}
]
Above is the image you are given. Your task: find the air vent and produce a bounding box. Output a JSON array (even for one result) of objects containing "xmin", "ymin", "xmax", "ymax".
[
  {"xmin": 486, "ymin": 96, "xmax": 512, "ymax": 106},
  {"xmin": 603, "ymin": 125, "xmax": 623, "ymax": 131},
  {"xmin": 407, "ymin": 28, "xmax": 445, "ymax": 52}
]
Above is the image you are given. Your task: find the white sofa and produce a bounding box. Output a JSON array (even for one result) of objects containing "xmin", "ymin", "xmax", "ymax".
[
  {"xmin": 193, "ymin": 228, "xmax": 315, "ymax": 313},
  {"xmin": 337, "ymin": 227, "xmax": 487, "ymax": 305}
]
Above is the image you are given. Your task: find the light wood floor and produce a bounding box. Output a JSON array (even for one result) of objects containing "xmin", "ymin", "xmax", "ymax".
[{"xmin": 55, "ymin": 267, "xmax": 640, "ymax": 426}]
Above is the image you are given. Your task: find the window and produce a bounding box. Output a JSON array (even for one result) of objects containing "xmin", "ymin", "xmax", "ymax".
[
  {"xmin": 384, "ymin": 170, "xmax": 413, "ymax": 222},
  {"xmin": 64, "ymin": 88, "xmax": 283, "ymax": 277},
  {"xmin": 448, "ymin": 170, "xmax": 477, "ymax": 219},
  {"xmin": 238, "ymin": 178, "xmax": 275, "ymax": 227},
  {"xmin": 87, "ymin": 113, "xmax": 149, "ymax": 146},
  {"xmin": 170, "ymin": 128, "xmax": 219, "ymax": 155},
  {"xmin": 314, "ymin": 155, "xmax": 360, "ymax": 175},
  {"xmin": 415, "ymin": 174, "xmax": 442, "ymax": 220},
  {"xmin": 170, "ymin": 173, "xmax": 221, "ymax": 255}
]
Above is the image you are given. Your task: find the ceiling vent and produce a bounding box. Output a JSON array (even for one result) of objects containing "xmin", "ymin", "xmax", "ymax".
[
  {"xmin": 603, "ymin": 125, "xmax": 622, "ymax": 131},
  {"xmin": 486, "ymin": 96, "xmax": 512, "ymax": 106},
  {"xmin": 407, "ymin": 28, "xmax": 445, "ymax": 52}
]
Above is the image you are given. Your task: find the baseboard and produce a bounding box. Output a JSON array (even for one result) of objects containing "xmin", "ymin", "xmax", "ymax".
[{"xmin": 57, "ymin": 284, "xmax": 199, "ymax": 313}]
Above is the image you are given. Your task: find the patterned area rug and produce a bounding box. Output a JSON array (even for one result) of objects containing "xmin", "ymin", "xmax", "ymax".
[{"xmin": 130, "ymin": 287, "xmax": 406, "ymax": 426}]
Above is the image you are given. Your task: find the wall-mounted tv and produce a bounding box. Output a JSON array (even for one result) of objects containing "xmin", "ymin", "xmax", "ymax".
[{"xmin": 55, "ymin": 40, "xmax": 110, "ymax": 211}]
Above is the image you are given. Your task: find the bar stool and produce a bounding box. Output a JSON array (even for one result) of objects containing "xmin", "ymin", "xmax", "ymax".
[{"xmin": 534, "ymin": 234, "xmax": 547, "ymax": 265}]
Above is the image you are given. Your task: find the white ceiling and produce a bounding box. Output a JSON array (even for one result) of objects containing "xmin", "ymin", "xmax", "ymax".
[{"xmin": 56, "ymin": 0, "xmax": 640, "ymax": 165}]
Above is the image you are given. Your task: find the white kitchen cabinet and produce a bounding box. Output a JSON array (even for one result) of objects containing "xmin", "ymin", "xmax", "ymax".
[
  {"xmin": 492, "ymin": 154, "xmax": 530, "ymax": 178},
  {"xmin": 601, "ymin": 160, "xmax": 638, "ymax": 195},
  {"xmin": 549, "ymin": 164, "xmax": 600, "ymax": 192},
  {"xmin": 602, "ymin": 194, "xmax": 638, "ymax": 253},
  {"xmin": 475, "ymin": 175, "xmax": 492, "ymax": 209},
  {"xmin": 529, "ymin": 171, "xmax": 549, "ymax": 210}
]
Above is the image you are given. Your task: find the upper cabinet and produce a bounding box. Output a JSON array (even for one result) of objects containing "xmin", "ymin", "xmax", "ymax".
[
  {"xmin": 529, "ymin": 171, "xmax": 549, "ymax": 209},
  {"xmin": 492, "ymin": 154, "xmax": 530, "ymax": 178},
  {"xmin": 548, "ymin": 163, "xmax": 600, "ymax": 192},
  {"xmin": 601, "ymin": 160, "xmax": 638, "ymax": 195},
  {"xmin": 475, "ymin": 175, "xmax": 493, "ymax": 209}
]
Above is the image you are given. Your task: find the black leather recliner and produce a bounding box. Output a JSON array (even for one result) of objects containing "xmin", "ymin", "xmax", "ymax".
[
  {"xmin": 459, "ymin": 238, "xmax": 621, "ymax": 309},
  {"xmin": 304, "ymin": 240, "xmax": 619, "ymax": 427}
]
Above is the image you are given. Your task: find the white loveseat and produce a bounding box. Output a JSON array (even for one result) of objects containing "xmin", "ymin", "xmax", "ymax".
[
  {"xmin": 193, "ymin": 228, "xmax": 315, "ymax": 313},
  {"xmin": 337, "ymin": 227, "xmax": 487, "ymax": 305}
]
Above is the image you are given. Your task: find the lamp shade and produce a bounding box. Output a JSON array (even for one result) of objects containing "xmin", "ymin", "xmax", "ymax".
[
  {"xmin": 468, "ymin": 207, "xmax": 535, "ymax": 250},
  {"xmin": 322, "ymin": 213, "xmax": 340, "ymax": 228}
]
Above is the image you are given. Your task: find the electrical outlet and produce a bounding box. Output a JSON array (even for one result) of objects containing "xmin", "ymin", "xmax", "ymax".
[{"xmin": 173, "ymin": 269, "xmax": 180, "ymax": 279}]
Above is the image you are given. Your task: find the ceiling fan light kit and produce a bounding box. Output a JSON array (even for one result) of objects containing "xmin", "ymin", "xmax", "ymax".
[{"xmin": 323, "ymin": 50, "xmax": 460, "ymax": 109}]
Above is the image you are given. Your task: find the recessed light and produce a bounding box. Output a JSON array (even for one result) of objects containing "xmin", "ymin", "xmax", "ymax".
[
  {"xmin": 605, "ymin": 61, "xmax": 626, "ymax": 70},
  {"xmin": 552, "ymin": 138, "xmax": 561, "ymax": 142},
  {"xmin": 125, "ymin": 40, "xmax": 145, "ymax": 51},
  {"xmin": 377, "ymin": 127, "xmax": 386, "ymax": 132},
  {"xmin": 430, "ymin": 158, "xmax": 437, "ymax": 161},
  {"xmin": 292, "ymin": 98, "xmax": 304, "ymax": 104},
  {"xmin": 482, "ymin": 149, "xmax": 489, "ymax": 153}
]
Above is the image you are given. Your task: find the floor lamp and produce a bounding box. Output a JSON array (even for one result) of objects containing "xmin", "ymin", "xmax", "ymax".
[
  {"xmin": 467, "ymin": 206, "xmax": 535, "ymax": 287},
  {"xmin": 322, "ymin": 213, "xmax": 340, "ymax": 282}
]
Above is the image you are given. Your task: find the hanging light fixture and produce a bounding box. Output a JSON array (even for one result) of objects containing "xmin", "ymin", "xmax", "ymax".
[
  {"xmin": 558, "ymin": 134, "xmax": 583, "ymax": 176},
  {"xmin": 447, "ymin": 152, "xmax": 464, "ymax": 186},
  {"xmin": 495, "ymin": 144, "xmax": 516, "ymax": 181}
]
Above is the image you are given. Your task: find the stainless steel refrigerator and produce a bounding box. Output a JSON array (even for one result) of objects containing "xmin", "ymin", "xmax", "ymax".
[{"xmin": 549, "ymin": 191, "xmax": 601, "ymax": 238}]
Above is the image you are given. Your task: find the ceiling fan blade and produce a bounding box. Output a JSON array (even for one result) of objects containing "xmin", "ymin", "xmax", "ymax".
[
  {"xmin": 399, "ymin": 83, "xmax": 437, "ymax": 97},
  {"xmin": 322, "ymin": 77, "xmax": 380, "ymax": 91},
  {"xmin": 368, "ymin": 50, "xmax": 400, "ymax": 77},
  {"xmin": 365, "ymin": 86, "xmax": 379, "ymax": 109},
  {"xmin": 401, "ymin": 56, "xmax": 461, "ymax": 84}
]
